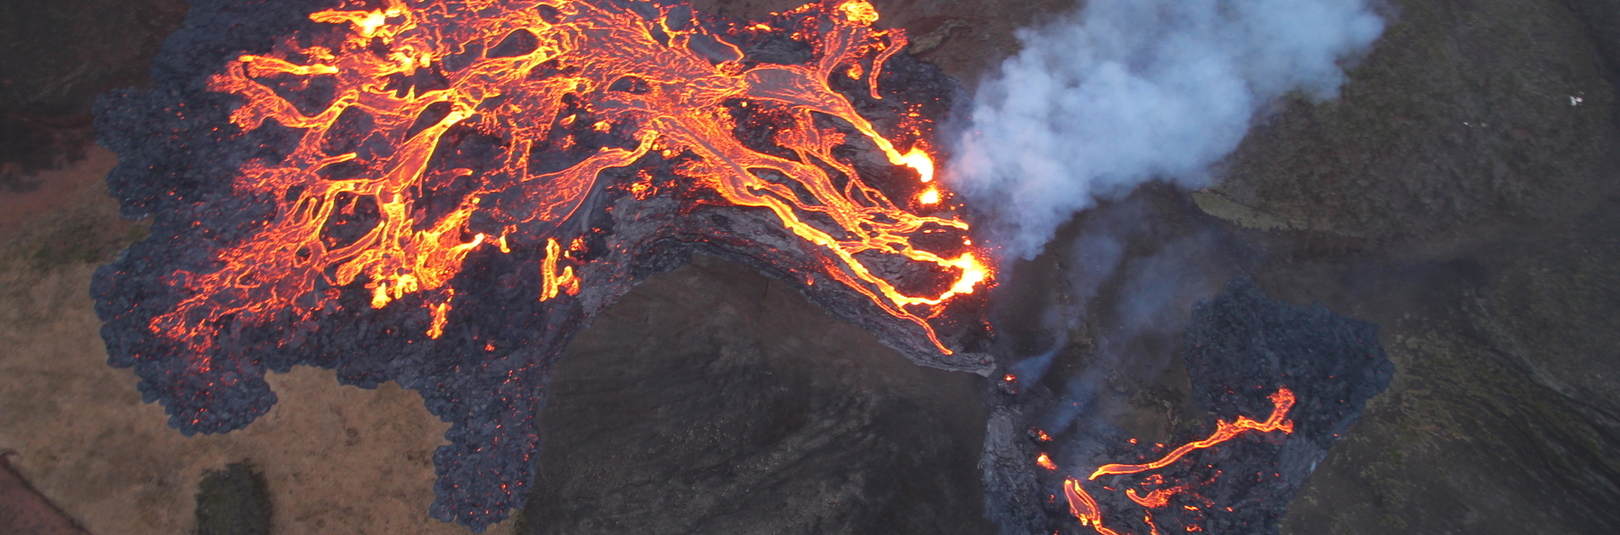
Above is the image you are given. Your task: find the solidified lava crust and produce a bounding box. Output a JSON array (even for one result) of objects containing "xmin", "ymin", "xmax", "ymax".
[
  {"xmin": 982, "ymin": 276, "xmax": 1393, "ymax": 535},
  {"xmin": 91, "ymin": 0, "xmax": 989, "ymax": 529},
  {"xmin": 1171, "ymin": 276, "xmax": 1395, "ymax": 534}
]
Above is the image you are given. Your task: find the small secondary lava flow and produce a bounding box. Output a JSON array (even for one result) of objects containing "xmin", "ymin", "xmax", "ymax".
[
  {"xmin": 94, "ymin": 0, "xmax": 989, "ymax": 528},
  {"xmin": 981, "ymin": 277, "xmax": 1394, "ymax": 535},
  {"xmin": 1058, "ymin": 389, "xmax": 1296, "ymax": 535}
]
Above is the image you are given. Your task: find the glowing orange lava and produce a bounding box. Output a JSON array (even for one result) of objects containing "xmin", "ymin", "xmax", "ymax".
[
  {"xmin": 1063, "ymin": 388, "xmax": 1296, "ymax": 535},
  {"xmin": 149, "ymin": 0, "xmax": 990, "ymax": 363}
]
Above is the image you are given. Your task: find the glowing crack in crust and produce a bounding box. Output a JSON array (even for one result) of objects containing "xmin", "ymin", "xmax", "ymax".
[{"xmin": 152, "ymin": 0, "xmax": 989, "ymax": 370}]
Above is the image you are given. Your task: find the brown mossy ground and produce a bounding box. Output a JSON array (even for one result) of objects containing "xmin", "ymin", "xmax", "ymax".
[
  {"xmin": 1244, "ymin": 193, "xmax": 1620, "ymax": 534},
  {"xmin": 0, "ymin": 161, "xmax": 510, "ymax": 534},
  {"xmin": 1208, "ymin": 0, "xmax": 1620, "ymax": 245},
  {"xmin": 1193, "ymin": 0, "xmax": 1620, "ymax": 531}
]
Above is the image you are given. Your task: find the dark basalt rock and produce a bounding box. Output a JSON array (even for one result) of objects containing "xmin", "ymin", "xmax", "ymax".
[
  {"xmin": 980, "ymin": 275, "xmax": 1392, "ymax": 535},
  {"xmin": 1183, "ymin": 276, "xmax": 1394, "ymax": 457},
  {"xmin": 1170, "ymin": 276, "xmax": 1393, "ymax": 534}
]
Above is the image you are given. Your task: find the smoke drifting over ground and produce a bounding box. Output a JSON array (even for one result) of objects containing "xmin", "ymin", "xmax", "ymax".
[
  {"xmin": 948, "ymin": 0, "xmax": 1384, "ymax": 260},
  {"xmin": 1035, "ymin": 200, "xmax": 1241, "ymax": 437}
]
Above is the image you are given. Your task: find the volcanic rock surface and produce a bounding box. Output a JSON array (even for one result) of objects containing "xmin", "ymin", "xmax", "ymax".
[
  {"xmin": 2, "ymin": 0, "xmax": 1620, "ymax": 534},
  {"xmin": 524, "ymin": 255, "xmax": 993, "ymax": 534},
  {"xmin": 1174, "ymin": 277, "xmax": 1392, "ymax": 534},
  {"xmin": 981, "ymin": 267, "xmax": 1392, "ymax": 535}
]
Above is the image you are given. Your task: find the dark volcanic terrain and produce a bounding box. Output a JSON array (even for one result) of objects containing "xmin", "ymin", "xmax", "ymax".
[{"xmin": 1, "ymin": 0, "xmax": 1618, "ymax": 534}]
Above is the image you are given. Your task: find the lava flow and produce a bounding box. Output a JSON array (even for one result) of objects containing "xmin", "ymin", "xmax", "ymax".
[
  {"xmin": 95, "ymin": 0, "xmax": 990, "ymax": 527},
  {"xmin": 152, "ymin": 0, "xmax": 986, "ymax": 363},
  {"xmin": 1061, "ymin": 388, "xmax": 1296, "ymax": 535}
]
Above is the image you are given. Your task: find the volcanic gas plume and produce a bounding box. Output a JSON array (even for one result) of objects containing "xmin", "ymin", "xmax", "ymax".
[
  {"xmin": 95, "ymin": 0, "xmax": 988, "ymax": 527},
  {"xmin": 948, "ymin": 0, "xmax": 1385, "ymax": 260}
]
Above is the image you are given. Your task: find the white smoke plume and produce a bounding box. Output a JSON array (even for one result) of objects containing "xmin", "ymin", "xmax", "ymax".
[{"xmin": 947, "ymin": 0, "xmax": 1385, "ymax": 260}]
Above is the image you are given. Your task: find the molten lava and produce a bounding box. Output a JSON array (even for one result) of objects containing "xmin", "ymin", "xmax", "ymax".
[
  {"xmin": 154, "ymin": 0, "xmax": 988, "ymax": 365},
  {"xmin": 1063, "ymin": 388, "xmax": 1296, "ymax": 535}
]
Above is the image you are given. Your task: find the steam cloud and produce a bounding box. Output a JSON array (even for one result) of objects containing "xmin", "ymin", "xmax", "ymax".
[{"xmin": 947, "ymin": 0, "xmax": 1385, "ymax": 260}]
